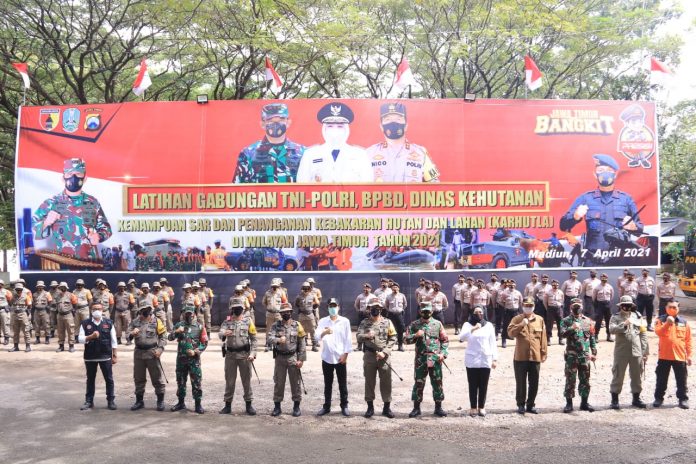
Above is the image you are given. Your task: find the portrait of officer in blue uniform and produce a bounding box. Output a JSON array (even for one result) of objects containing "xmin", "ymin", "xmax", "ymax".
[{"xmin": 559, "ymin": 154, "xmax": 643, "ymax": 266}]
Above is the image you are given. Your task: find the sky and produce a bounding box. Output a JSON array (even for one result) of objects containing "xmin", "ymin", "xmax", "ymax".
[{"xmin": 665, "ymin": 0, "xmax": 695, "ymax": 106}]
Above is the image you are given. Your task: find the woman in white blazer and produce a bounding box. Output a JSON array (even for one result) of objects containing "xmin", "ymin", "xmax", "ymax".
[{"xmin": 459, "ymin": 305, "xmax": 498, "ymax": 416}]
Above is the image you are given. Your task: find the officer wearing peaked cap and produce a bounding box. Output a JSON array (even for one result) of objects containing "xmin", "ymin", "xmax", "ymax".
[{"xmin": 296, "ymin": 102, "xmax": 372, "ymax": 183}]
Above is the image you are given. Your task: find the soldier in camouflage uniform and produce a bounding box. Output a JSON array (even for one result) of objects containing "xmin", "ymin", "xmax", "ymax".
[
  {"xmin": 294, "ymin": 282, "xmax": 319, "ymax": 352},
  {"xmin": 232, "ymin": 103, "xmax": 306, "ymax": 183},
  {"xmin": 218, "ymin": 300, "xmax": 258, "ymax": 416},
  {"xmin": 560, "ymin": 298, "xmax": 597, "ymax": 413},
  {"xmin": 32, "ymin": 281, "xmax": 53, "ymax": 345},
  {"xmin": 169, "ymin": 307, "xmax": 208, "ymax": 414},
  {"xmin": 91, "ymin": 279, "xmax": 114, "ymax": 320},
  {"xmin": 268, "ymin": 303, "xmax": 306, "ymax": 417},
  {"xmin": 356, "ymin": 297, "xmax": 397, "ymax": 418},
  {"xmin": 404, "ymin": 302, "xmax": 449, "ymax": 418},
  {"xmin": 32, "ymin": 158, "xmax": 112, "ymax": 260}
]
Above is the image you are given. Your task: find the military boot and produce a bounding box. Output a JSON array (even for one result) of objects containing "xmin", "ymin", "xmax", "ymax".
[
  {"xmin": 607, "ymin": 334, "xmax": 614, "ymax": 342},
  {"xmin": 610, "ymin": 393, "xmax": 620, "ymax": 410},
  {"xmin": 194, "ymin": 399, "xmax": 205, "ymax": 414},
  {"xmin": 35, "ymin": 337, "xmax": 40, "ymax": 345},
  {"xmin": 156, "ymin": 394, "xmax": 165, "ymax": 411},
  {"xmin": 382, "ymin": 402, "xmax": 395, "ymax": 419},
  {"xmin": 632, "ymin": 393, "xmax": 647, "ymax": 409},
  {"xmin": 68, "ymin": 344, "xmax": 75, "ymax": 353},
  {"xmin": 558, "ymin": 337, "xmax": 565, "ymax": 346},
  {"xmin": 130, "ymin": 394, "xmax": 145, "ymax": 411},
  {"xmin": 364, "ymin": 401, "xmax": 374, "ymax": 418},
  {"xmin": 219, "ymin": 401, "xmax": 232, "ymax": 414},
  {"xmin": 292, "ymin": 401, "xmax": 301, "ymax": 417},
  {"xmin": 44, "ymin": 336, "xmax": 50, "ymax": 344},
  {"xmin": 50, "ymin": 329, "xmax": 55, "ymax": 338},
  {"xmin": 3, "ymin": 336, "xmax": 8, "ymax": 345},
  {"xmin": 55, "ymin": 344, "xmax": 64, "ymax": 352},
  {"xmin": 398, "ymin": 344, "xmax": 404, "ymax": 352},
  {"xmin": 563, "ymin": 398, "xmax": 573, "ymax": 413},
  {"xmin": 271, "ymin": 402, "xmax": 282, "ymax": 416},
  {"xmin": 107, "ymin": 400, "xmax": 117, "ymax": 410},
  {"xmin": 408, "ymin": 401, "xmax": 421, "ymax": 418},
  {"xmin": 25, "ymin": 343, "xmax": 31, "ymax": 352},
  {"xmin": 171, "ymin": 398, "xmax": 186, "ymax": 412},
  {"xmin": 434, "ymin": 402, "xmax": 447, "ymax": 417},
  {"xmin": 8, "ymin": 344, "xmax": 19, "ymax": 352},
  {"xmin": 245, "ymin": 401, "xmax": 256, "ymax": 416},
  {"xmin": 580, "ymin": 397, "xmax": 595, "ymax": 412}
]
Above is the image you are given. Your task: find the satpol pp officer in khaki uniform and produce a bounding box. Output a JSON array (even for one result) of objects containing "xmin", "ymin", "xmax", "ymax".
[
  {"xmin": 32, "ymin": 281, "xmax": 53, "ymax": 345},
  {"xmin": 268, "ymin": 302, "xmax": 306, "ymax": 417},
  {"xmin": 7, "ymin": 282, "xmax": 33, "ymax": 352},
  {"xmin": 127, "ymin": 305, "xmax": 168, "ymax": 411},
  {"xmin": 295, "ymin": 282, "xmax": 319, "ymax": 352}
]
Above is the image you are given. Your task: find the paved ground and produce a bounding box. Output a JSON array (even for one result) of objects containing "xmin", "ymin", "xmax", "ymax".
[{"xmin": 1, "ymin": 296, "xmax": 695, "ymax": 463}]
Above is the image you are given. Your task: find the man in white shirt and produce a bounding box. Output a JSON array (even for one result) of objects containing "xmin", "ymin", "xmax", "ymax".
[
  {"xmin": 315, "ymin": 298, "xmax": 353, "ymax": 417},
  {"xmin": 296, "ymin": 102, "xmax": 372, "ymax": 183}
]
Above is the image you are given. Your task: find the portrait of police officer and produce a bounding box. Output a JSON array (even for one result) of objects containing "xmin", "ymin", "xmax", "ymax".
[
  {"xmin": 559, "ymin": 153, "xmax": 643, "ymax": 266},
  {"xmin": 295, "ymin": 102, "xmax": 372, "ymax": 183},
  {"xmin": 232, "ymin": 103, "xmax": 306, "ymax": 183},
  {"xmin": 366, "ymin": 102, "xmax": 440, "ymax": 183}
]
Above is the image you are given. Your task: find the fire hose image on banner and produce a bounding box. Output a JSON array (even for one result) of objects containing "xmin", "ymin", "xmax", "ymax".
[{"xmin": 15, "ymin": 99, "xmax": 659, "ymax": 272}]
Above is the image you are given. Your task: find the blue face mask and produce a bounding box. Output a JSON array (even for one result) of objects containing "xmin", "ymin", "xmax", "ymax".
[
  {"xmin": 64, "ymin": 174, "xmax": 83, "ymax": 192},
  {"xmin": 596, "ymin": 171, "xmax": 616, "ymax": 187},
  {"xmin": 265, "ymin": 121, "xmax": 287, "ymax": 138},
  {"xmin": 382, "ymin": 122, "xmax": 406, "ymax": 140},
  {"xmin": 328, "ymin": 306, "xmax": 338, "ymax": 316}
]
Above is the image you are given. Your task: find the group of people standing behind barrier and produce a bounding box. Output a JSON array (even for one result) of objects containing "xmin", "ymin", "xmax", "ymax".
[{"xmin": 2, "ymin": 269, "xmax": 691, "ymax": 419}]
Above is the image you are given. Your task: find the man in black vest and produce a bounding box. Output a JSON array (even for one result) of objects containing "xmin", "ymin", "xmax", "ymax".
[{"xmin": 78, "ymin": 302, "xmax": 118, "ymax": 410}]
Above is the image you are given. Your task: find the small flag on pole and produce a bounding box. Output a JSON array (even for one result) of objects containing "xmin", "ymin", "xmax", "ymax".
[
  {"xmin": 650, "ymin": 57, "xmax": 673, "ymax": 87},
  {"xmin": 11, "ymin": 63, "xmax": 30, "ymax": 89},
  {"xmin": 393, "ymin": 58, "xmax": 417, "ymax": 93},
  {"xmin": 132, "ymin": 58, "xmax": 152, "ymax": 97},
  {"xmin": 265, "ymin": 57, "xmax": 283, "ymax": 93},
  {"xmin": 524, "ymin": 55, "xmax": 543, "ymax": 91}
]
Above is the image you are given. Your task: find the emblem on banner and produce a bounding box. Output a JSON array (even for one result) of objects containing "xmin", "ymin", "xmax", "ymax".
[
  {"xmin": 62, "ymin": 108, "xmax": 80, "ymax": 133},
  {"xmin": 84, "ymin": 108, "xmax": 102, "ymax": 131},
  {"xmin": 616, "ymin": 104, "xmax": 655, "ymax": 169},
  {"xmin": 39, "ymin": 108, "xmax": 60, "ymax": 131}
]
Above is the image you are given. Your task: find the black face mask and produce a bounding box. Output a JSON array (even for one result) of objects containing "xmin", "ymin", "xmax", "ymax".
[
  {"xmin": 141, "ymin": 309, "xmax": 152, "ymax": 318},
  {"xmin": 64, "ymin": 174, "xmax": 83, "ymax": 192},
  {"xmin": 421, "ymin": 312, "xmax": 432, "ymax": 320},
  {"xmin": 184, "ymin": 312, "xmax": 194, "ymax": 322},
  {"xmin": 470, "ymin": 314, "xmax": 482, "ymax": 324},
  {"xmin": 281, "ymin": 312, "xmax": 291, "ymax": 321},
  {"xmin": 232, "ymin": 307, "xmax": 244, "ymax": 316},
  {"xmin": 382, "ymin": 121, "xmax": 406, "ymax": 139},
  {"xmin": 571, "ymin": 307, "xmax": 582, "ymax": 316},
  {"xmin": 265, "ymin": 121, "xmax": 287, "ymax": 138},
  {"xmin": 370, "ymin": 307, "xmax": 381, "ymax": 317}
]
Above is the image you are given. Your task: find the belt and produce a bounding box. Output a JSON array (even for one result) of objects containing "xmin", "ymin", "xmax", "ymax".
[
  {"xmin": 299, "ymin": 311, "xmax": 314, "ymax": 316},
  {"xmin": 76, "ymin": 304, "xmax": 89, "ymax": 309},
  {"xmin": 267, "ymin": 309, "xmax": 279, "ymax": 314},
  {"xmin": 363, "ymin": 345, "xmax": 377, "ymax": 353},
  {"xmin": 136, "ymin": 343, "xmax": 158, "ymax": 350},
  {"xmin": 115, "ymin": 308, "xmax": 129, "ymax": 312},
  {"xmin": 227, "ymin": 345, "xmax": 251, "ymax": 353},
  {"xmin": 14, "ymin": 308, "xmax": 28, "ymax": 312},
  {"xmin": 35, "ymin": 307, "xmax": 48, "ymax": 311},
  {"xmin": 548, "ymin": 306, "xmax": 560, "ymax": 309},
  {"xmin": 638, "ymin": 294, "xmax": 654, "ymax": 297},
  {"xmin": 277, "ymin": 350, "xmax": 296, "ymax": 356},
  {"xmin": 58, "ymin": 309, "xmax": 73, "ymax": 315}
]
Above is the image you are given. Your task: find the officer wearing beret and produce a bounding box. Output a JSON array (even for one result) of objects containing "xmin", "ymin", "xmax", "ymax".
[
  {"xmin": 559, "ymin": 153, "xmax": 643, "ymax": 266},
  {"xmin": 232, "ymin": 103, "xmax": 306, "ymax": 183},
  {"xmin": 32, "ymin": 158, "xmax": 112, "ymax": 261},
  {"xmin": 366, "ymin": 102, "xmax": 440, "ymax": 183},
  {"xmin": 296, "ymin": 102, "xmax": 372, "ymax": 183}
]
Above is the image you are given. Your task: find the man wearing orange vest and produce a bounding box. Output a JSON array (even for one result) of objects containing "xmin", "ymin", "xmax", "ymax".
[{"xmin": 653, "ymin": 300, "xmax": 691, "ymax": 409}]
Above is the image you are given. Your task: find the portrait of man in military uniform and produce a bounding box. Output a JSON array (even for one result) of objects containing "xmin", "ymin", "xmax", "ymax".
[
  {"xmin": 366, "ymin": 102, "xmax": 440, "ymax": 183},
  {"xmin": 232, "ymin": 103, "xmax": 306, "ymax": 183},
  {"xmin": 32, "ymin": 158, "xmax": 112, "ymax": 261},
  {"xmin": 559, "ymin": 153, "xmax": 643, "ymax": 266}
]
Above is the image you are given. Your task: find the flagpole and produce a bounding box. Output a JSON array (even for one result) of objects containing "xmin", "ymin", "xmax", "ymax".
[
  {"xmin": 408, "ymin": 85, "xmax": 412, "ymax": 99},
  {"xmin": 22, "ymin": 87, "xmax": 26, "ymax": 106}
]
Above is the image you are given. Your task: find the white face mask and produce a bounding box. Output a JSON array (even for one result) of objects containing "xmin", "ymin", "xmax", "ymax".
[
  {"xmin": 92, "ymin": 310, "xmax": 103, "ymax": 320},
  {"xmin": 522, "ymin": 307, "xmax": 534, "ymax": 315},
  {"xmin": 328, "ymin": 306, "xmax": 339, "ymax": 316},
  {"xmin": 322, "ymin": 124, "xmax": 350, "ymax": 149}
]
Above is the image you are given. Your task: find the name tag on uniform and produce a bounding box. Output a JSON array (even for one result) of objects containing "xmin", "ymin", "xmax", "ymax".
[{"xmin": 312, "ymin": 159, "xmax": 323, "ymax": 164}]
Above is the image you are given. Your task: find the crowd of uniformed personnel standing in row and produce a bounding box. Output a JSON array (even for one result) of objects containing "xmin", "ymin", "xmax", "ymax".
[{"xmin": 3, "ymin": 269, "xmax": 690, "ymax": 418}]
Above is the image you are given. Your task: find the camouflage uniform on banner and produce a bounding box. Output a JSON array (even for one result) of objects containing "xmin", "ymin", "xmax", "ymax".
[
  {"xmin": 31, "ymin": 158, "xmax": 112, "ymax": 260},
  {"xmin": 169, "ymin": 308, "xmax": 208, "ymax": 414},
  {"xmin": 404, "ymin": 303, "xmax": 449, "ymax": 417},
  {"xmin": 560, "ymin": 299, "xmax": 598, "ymax": 413}
]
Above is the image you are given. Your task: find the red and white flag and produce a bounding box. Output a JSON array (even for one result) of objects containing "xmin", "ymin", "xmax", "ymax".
[
  {"xmin": 524, "ymin": 55, "xmax": 543, "ymax": 91},
  {"xmin": 393, "ymin": 58, "xmax": 416, "ymax": 93},
  {"xmin": 132, "ymin": 58, "xmax": 152, "ymax": 97},
  {"xmin": 650, "ymin": 57, "xmax": 673, "ymax": 87},
  {"xmin": 11, "ymin": 63, "xmax": 30, "ymax": 89},
  {"xmin": 265, "ymin": 57, "xmax": 283, "ymax": 93}
]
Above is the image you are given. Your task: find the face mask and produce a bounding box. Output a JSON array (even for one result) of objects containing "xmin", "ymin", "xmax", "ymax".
[
  {"xmin": 184, "ymin": 312, "xmax": 194, "ymax": 322},
  {"xmin": 421, "ymin": 312, "xmax": 431, "ymax": 320},
  {"xmin": 281, "ymin": 312, "xmax": 291, "ymax": 321},
  {"xmin": 322, "ymin": 124, "xmax": 349, "ymax": 148},
  {"xmin": 471, "ymin": 314, "xmax": 482, "ymax": 324},
  {"xmin": 233, "ymin": 307, "xmax": 244, "ymax": 316},
  {"xmin": 666, "ymin": 307, "xmax": 678, "ymax": 317},
  {"xmin": 370, "ymin": 307, "xmax": 381, "ymax": 317},
  {"xmin": 601, "ymin": 279, "xmax": 607, "ymax": 283},
  {"xmin": 265, "ymin": 121, "xmax": 287, "ymax": 138},
  {"xmin": 141, "ymin": 309, "xmax": 152, "ymax": 318},
  {"xmin": 571, "ymin": 307, "xmax": 582, "ymax": 316},
  {"xmin": 328, "ymin": 306, "xmax": 339, "ymax": 316},
  {"xmin": 382, "ymin": 121, "xmax": 406, "ymax": 140},
  {"xmin": 522, "ymin": 307, "xmax": 534, "ymax": 315},
  {"xmin": 621, "ymin": 306, "xmax": 632, "ymax": 313},
  {"xmin": 92, "ymin": 310, "xmax": 102, "ymax": 320},
  {"xmin": 596, "ymin": 171, "xmax": 616, "ymax": 187},
  {"xmin": 590, "ymin": 274, "xmax": 597, "ymax": 278},
  {"xmin": 64, "ymin": 174, "xmax": 84, "ymax": 192}
]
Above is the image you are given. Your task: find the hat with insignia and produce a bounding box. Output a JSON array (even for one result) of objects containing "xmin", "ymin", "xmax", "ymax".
[
  {"xmin": 523, "ymin": 297, "xmax": 535, "ymax": 306},
  {"xmin": 128, "ymin": 279, "xmax": 137, "ymax": 285},
  {"xmin": 570, "ymin": 298, "xmax": 583, "ymax": 308},
  {"xmin": 75, "ymin": 279, "xmax": 85, "ymax": 285},
  {"xmin": 380, "ymin": 102, "xmax": 407, "ymax": 119},
  {"xmin": 301, "ymin": 282, "xmax": 311, "ymax": 288},
  {"xmin": 14, "ymin": 282, "xmax": 23, "ymax": 289},
  {"xmin": 366, "ymin": 296, "xmax": 381, "ymax": 308},
  {"xmin": 159, "ymin": 277, "xmax": 168, "ymax": 283},
  {"xmin": 618, "ymin": 295, "xmax": 636, "ymax": 307},
  {"xmin": 63, "ymin": 157, "xmax": 86, "ymax": 175},
  {"xmin": 328, "ymin": 297, "xmax": 339, "ymax": 306},
  {"xmin": 306, "ymin": 278, "xmax": 316, "ymax": 284},
  {"xmin": 619, "ymin": 104, "xmax": 645, "ymax": 122},
  {"xmin": 419, "ymin": 302, "xmax": 433, "ymax": 312},
  {"xmin": 261, "ymin": 103, "xmax": 289, "ymax": 120},
  {"xmin": 182, "ymin": 283, "xmax": 192, "ymax": 289},
  {"xmin": 317, "ymin": 102, "xmax": 354, "ymax": 124},
  {"xmin": 593, "ymin": 153, "xmax": 619, "ymax": 171},
  {"xmin": 199, "ymin": 278, "xmax": 207, "ymax": 284},
  {"xmin": 279, "ymin": 302, "xmax": 293, "ymax": 312},
  {"xmin": 191, "ymin": 281, "xmax": 200, "ymax": 288}
]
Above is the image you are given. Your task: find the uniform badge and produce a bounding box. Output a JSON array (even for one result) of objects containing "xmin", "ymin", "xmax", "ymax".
[
  {"xmin": 372, "ymin": 154, "xmax": 384, "ymax": 161},
  {"xmin": 39, "ymin": 108, "xmax": 60, "ymax": 131},
  {"xmin": 62, "ymin": 108, "xmax": 80, "ymax": 133},
  {"xmin": 330, "ymin": 105, "xmax": 342, "ymax": 116},
  {"xmin": 86, "ymin": 324, "xmax": 92, "ymax": 330},
  {"xmin": 84, "ymin": 108, "xmax": 102, "ymax": 131}
]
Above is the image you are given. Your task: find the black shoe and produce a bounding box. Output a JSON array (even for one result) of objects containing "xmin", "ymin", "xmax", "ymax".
[
  {"xmin": 356, "ymin": 345, "xmax": 362, "ymax": 352},
  {"xmin": 525, "ymin": 406, "xmax": 539, "ymax": 414},
  {"xmin": 558, "ymin": 338, "xmax": 565, "ymax": 346},
  {"xmin": 632, "ymin": 394, "xmax": 647, "ymax": 409},
  {"xmin": 607, "ymin": 335, "xmax": 614, "ymax": 343},
  {"xmin": 171, "ymin": 399, "xmax": 186, "ymax": 412},
  {"xmin": 107, "ymin": 400, "xmax": 117, "ymax": 410},
  {"xmin": 68, "ymin": 345, "xmax": 75, "ymax": 353},
  {"xmin": 501, "ymin": 341, "xmax": 507, "ymax": 348},
  {"xmin": 35, "ymin": 337, "xmax": 40, "ymax": 345},
  {"xmin": 580, "ymin": 398, "xmax": 594, "ymax": 412},
  {"xmin": 44, "ymin": 337, "xmax": 50, "ymax": 345},
  {"xmin": 194, "ymin": 400, "xmax": 205, "ymax": 414},
  {"xmin": 652, "ymin": 398, "xmax": 663, "ymax": 408},
  {"xmin": 434, "ymin": 402, "xmax": 447, "ymax": 417},
  {"xmin": 340, "ymin": 407, "xmax": 350, "ymax": 417},
  {"xmin": 311, "ymin": 346, "xmax": 319, "ymax": 352},
  {"xmin": 219, "ymin": 402, "xmax": 231, "ymax": 414},
  {"xmin": 117, "ymin": 338, "xmax": 122, "ymax": 345},
  {"xmin": 316, "ymin": 405, "xmax": 331, "ymax": 416},
  {"xmin": 364, "ymin": 401, "xmax": 374, "ymax": 418},
  {"xmin": 454, "ymin": 329, "xmax": 460, "ymax": 335},
  {"xmin": 517, "ymin": 405, "xmax": 525, "ymax": 415},
  {"xmin": 382, "ymin": 402, "xmax": 395, "ymax": 419},
  {"xmin": 271, "ymin": 402, "xmax": 282, "ymax": 416},
  {"xmin": 80, "ymin": 401, "xmax": 93, "ymax": 410},
  {"xmin": 610, "ymin": 393, "xmax": 620, "ymax": 410},
  {"xmin": 397, "ymin": 345, "xmax": 404, "ymax": 352},
  {"xmin": 156, "ymin": 394, "xmax": 165, "ymax": 411},
  {"xmin": 246, "ymin": 401, "xmax": 256, "ymax": 416},
  {"xmin": 3, "ymin": 337, "xmax": 8, "ymax": 345},
  {"xmin": 25, "ymin": 344, "xmax": 31, "ymax": 352},
  {"xmin": 292, "ymin": 401, "xmax": 301, "ymax": 417},
  {"xmin": 55, "ymin": 344, "xmax": 64, "ymax": 352},
  {"xmin": 678, "ymin": 400, "xmax": 689, "ymax": 410},
  {"xmin": 408, "ymin": 401, "xmax": 421, "ymax": 418},
  {"xmin": 8, "ymin": 344, "xmax": 19, "ymax": 352},
  {"xmin": 130, "ymin": 395, "xmax": 144, "ymax": 411},
  {"xmin": 564, "ymin": 399, "xmax": 573, "ymax": 413},
  {"xmin": 50, "ymin": 330, "xmax": 55, "ymax": 338},
  {"xmin": 126, "ymin": 339, "xmax": 132, "ymax": 346}
]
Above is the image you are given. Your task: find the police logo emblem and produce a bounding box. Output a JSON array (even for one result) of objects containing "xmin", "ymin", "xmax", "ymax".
[
  {"xmin": 62, "ymin": 108, "xmax": 80, "ymax": 133},
  {"xmin": 617, "ymin": 104, "xmax": 655, "ymax": 169},
  {"xmin": 84, "ymin": 107, "xmax": 102, "ymax": 131},
  {"xmin": 39, "ymin": 108, "xmax": 60, "ymax": 131}
]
